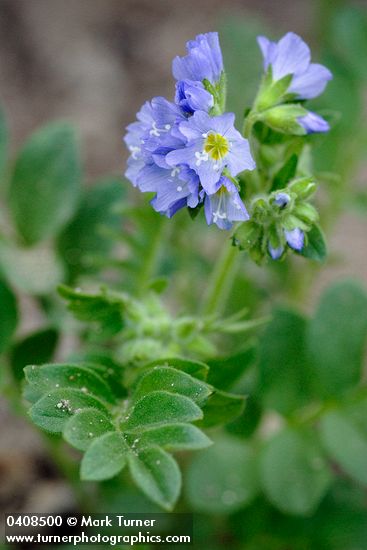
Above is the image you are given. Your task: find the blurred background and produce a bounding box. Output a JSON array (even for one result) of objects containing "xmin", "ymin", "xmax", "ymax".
[{"xmin": 1, "ymin": 0, "xmax": 367, "ymax": 548}]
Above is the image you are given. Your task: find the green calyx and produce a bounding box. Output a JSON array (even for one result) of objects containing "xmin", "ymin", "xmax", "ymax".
[{"xmin": 204, "ymin": 71, "xmax": 227, "ymax": 115}]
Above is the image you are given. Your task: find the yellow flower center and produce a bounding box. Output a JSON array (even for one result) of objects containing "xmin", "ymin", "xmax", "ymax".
[{"xmin": 204, "ymin": 133, "xmax": 229, "ymax": 161}]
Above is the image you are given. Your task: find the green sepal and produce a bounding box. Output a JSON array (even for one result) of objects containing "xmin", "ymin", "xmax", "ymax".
[{"xmin": 260, "ymin": 104, "xmax": 308, "ymax": 135}]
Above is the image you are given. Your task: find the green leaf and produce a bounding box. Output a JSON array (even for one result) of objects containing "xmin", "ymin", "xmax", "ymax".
[
  {"xmin": 186, "ymin": 435, "xmax": 260, "ymax": 514},
  {"xmin": 227, "ymin": 395, "xmax": 262, "ymax": 438},
  {"xmin": 306, "ymin": 281, "xmax": 367, "ymax": 398},
  {"xmin": 133, "ymin": 366, "xmax": 211, "ymax": 405},
  {"xmin": 137, "ymin": 423, "xmax": 212, "ymax": 452},
  {"xmin": 29, "ymin": 388, "xmax": 109, "ymax": 433},
  {"xmin": 9, "ymin": 122, "xmax": 81, "ymax": 245},
  {"xmin": 147, "ymin": 277, "xmax": 168, "ymax": 294},
  {"xmin": 128, "ymin": 446, "xmax": 181, "ymax": 511},
  {"xmin": 63, "ymin": 407, "xmax": 114, "ymax": 451},
  {"xmin": 125, "ymin": 391, "xmax": 203, "ymax": 431},
  {"xmin": 11, "ymin": 328, "xmax": 58, "ymax": 380},
  {"xmin": 58, "ymin": 285, "xmax": 124, "ymax": 337},
  {"xmin": 0, "ymin": 277, "xmax": 18, "ymax": 354},
  {"xmin": 58, "ymin": 177, "xmax": 124, "ymax": 280},
  {"xmin": 298, "ymin": 225, "xmax": 327, "ymax": 262},
  {"xmin": 69, "ymin": 351, "xmax": 127, "ymax": 398},
  {"xmin": 0, "ymin": 107, "xmax": 8, "ymax": 180},
  {"xmin": 320, "ymin": 397, "xmax": 367, "ymax": 486},
  {"xmin": 144, "ymin": 357, "xmax": 209, "ymax": 381},
  {"xmin": 24, "ymin": 363, "xmax": 116, "ymax": 404},
  {"xmin": 81, "ymin": 432, "xmax": 128, "ymax": 481},
  {"xmin": 271, "ymin": 154, "xmax": 298, "ymax": 191},
  {"xmin": 197, "ymin": 390, "xmax": 245, "ymax": 428},
  {"xmin": 207, "ymin": 345, "xmax": 257, "ymax": 391},
  {"xmin": 260, "ymin": 427, "xmax": 332, "ymax": 516},
  {"xmin": 0, "ymin": 241, "xmax": 64, "ymax": 295},
  {"xmin": 257, "ymin": 309, "xmax": 310, "ymax": 416}
]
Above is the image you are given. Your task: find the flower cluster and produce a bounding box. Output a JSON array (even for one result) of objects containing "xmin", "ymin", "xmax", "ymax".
[
  {"xmin": 124, "ymin": 30, "xmax": 332, "ymax": 257},
  {"xmin": 233, "ymin": 177, "xmax": 319, "ymax": 262},
  {"xmin": 124, "ymin": 32, "xmax": 255, "ymax": 229}
]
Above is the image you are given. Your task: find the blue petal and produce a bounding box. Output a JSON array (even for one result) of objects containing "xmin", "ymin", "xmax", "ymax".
[
  {"xmin": 298, "ymin": 111, "xmax": 330, "ymax": 134},
  {"xmin": 152, "ymin": 196, "xmax": 187, "ymax": 218},
  {"xmin": 285, "ymin": 227, "xmax": 304, "ymax": 250},
  {"xmin": 268, "ymin": 243, "xmax": 284, "ymax": 260},
  {"xmin": 135, "ymin": 163, "xmax": 169, "ymax": 192},
  {"xmin": 175, "ymin": 80, "xmax": 214, "ymax": 114},
  {"xmin": 204, "ymin": 177, "xmax": 249, "ymax": 230},
  {"xmin": 257, "ymin": 36, "xmax": 277, "ymax": 70},
  {"xmin": 172, "ymin": 32, "xmax": 223, "ymax": 84},
  {"xmin": 227, "ymin": 138, "xmax": 256, "ymax": 176},
  {"xmin": 289, "ymin": 63, "xmax": 333, "ymax": 99},
  {"xmin": 274, "ymin": 192, "xmax": 291, "ymax": 207},
  {"xmin": 271, "ymin": 32, "xmax": 310, "ymax": 81}
]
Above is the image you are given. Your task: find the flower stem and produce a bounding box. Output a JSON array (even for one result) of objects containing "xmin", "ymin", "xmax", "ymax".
[
  {"xmin": 136, "ymin": 216, "xmax": 166, "ymax": 295},
  {"xmin": 201, "ymin": 239, "xmax": 240, "ymax": 316}
]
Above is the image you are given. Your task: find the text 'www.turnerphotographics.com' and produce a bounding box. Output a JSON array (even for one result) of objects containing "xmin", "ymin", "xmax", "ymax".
[{"xmin": 4, "ymin": 513, "xmax": 193, "ymax": 546}]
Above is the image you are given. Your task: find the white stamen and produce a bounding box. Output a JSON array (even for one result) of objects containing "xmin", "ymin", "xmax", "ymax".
[
  {"xmin": 170, "ymin": 167, "xmax": 180, "ymax": 177},
  {"xmin": 213, "ymin": 210, "xmax": 227, "ymax": 223},
  {"xmin": 149, "ymin": 121, "xmax": 161, "ymax": 137},
  {"xmin": 177, "ymin": 186, "xmax": 183, "ymax": 192},
  {"xmin": 149, "ymin": 121, "xmax": 171, "ymax": 137},
  {"xmin": 195, "ymin": 151, "xmax": 209, "ymax": 166},
  {"xmin": 129, "ymin": 145, "xmax": 141, "ymax": 160}
]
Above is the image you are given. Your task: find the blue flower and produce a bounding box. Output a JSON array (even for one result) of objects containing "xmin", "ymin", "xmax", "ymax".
[
  {"xmin": 204, "ymin": 177, "xmax": 249, "ymax": 230},
  {"xmin": 138, "ymin": 163, "xmax": 201, "ymax": 216},
  {"xmin": 175, "ymin": 79, "xmax": 214, "ymax": 115},
  {"xmin": 257, "ymin": 32, "xmax": 332, "ymax": 100},
  {"xmin": 166, "ymin": 111, "xmax": 255, "ymax": 194},
  {"xmin": 124, "ymin": 97, "xmax": 186, "ymax": 189},
  {"xmin": 124, "ymin": 101, "xmax": 155, "ymax": 186},
  {"xmin": 172, "ymin": 32, "xmax": 224, "ymax": 85},
  {"xmin": 298, "ymin": 111, "xmax": 330, "ymax": 134}
]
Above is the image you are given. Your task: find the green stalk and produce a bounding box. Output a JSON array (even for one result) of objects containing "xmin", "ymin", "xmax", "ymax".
[
  {"xmin": 201, "ymin": 239, "xmax": 240, "ymax": 316},
  {"xmin": 136, "ymin": 216, "xmax": 166, "ymax": 295}
]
